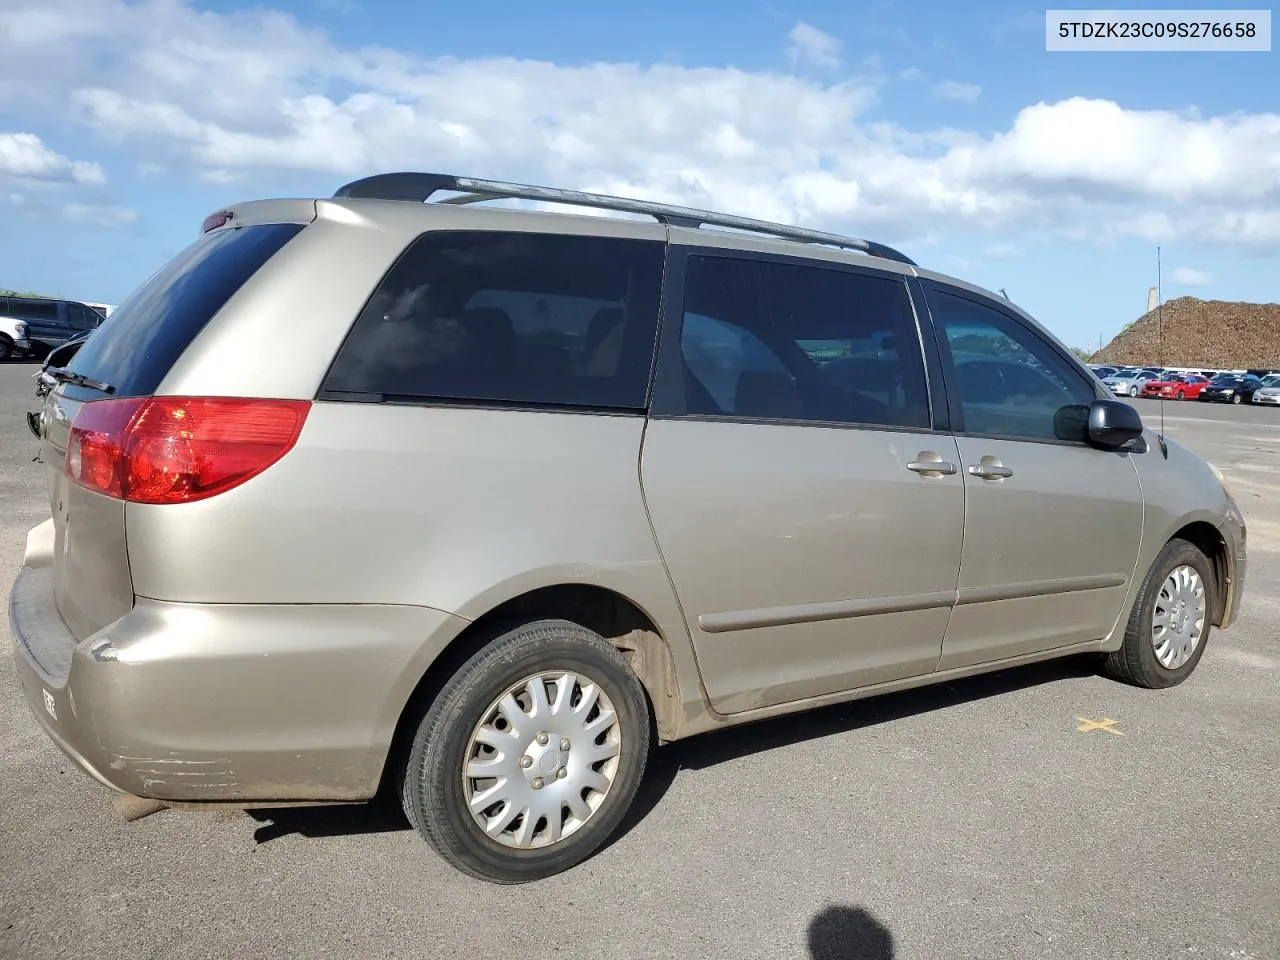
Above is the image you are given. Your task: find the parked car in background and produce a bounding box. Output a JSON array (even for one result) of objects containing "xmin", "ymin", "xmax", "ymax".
[
  {"xmin": 1089, "ymin": 365, "xmax": 1118, "ymax": 380},
  {"xmin": 0, "ymin": 296, "xmax": 107, "ymax": 361},
  {"xmin": 1143, "ymin": 374, "xmax": 1212, "ymax": 400},
  {"xmin": 1199, "ymin": 374, "xmax": 1264, "ymax": 404},
  {"xmin": 1252, "ymin": 375, "xmax": 1280, "ymax": 406},
  {"xmin": 1103, "ymin": 369, "xmax": 1159, "ymax": 397},
  {"xmin": 25, "ymin": 329, "xmax": 98, "ymax": 438},
  {"xmin": 8, "ymin": 171, "xmax": 1249, "ymax": 884}
]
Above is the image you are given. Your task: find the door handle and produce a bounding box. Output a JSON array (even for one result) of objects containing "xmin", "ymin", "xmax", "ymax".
[
  {"xmin": 907, "ymin": 455, "xmax": 957, "ymax": 476},
  {"xmin": 967, "ymin": 462, "xmax": 1013, "ymax": 480}
]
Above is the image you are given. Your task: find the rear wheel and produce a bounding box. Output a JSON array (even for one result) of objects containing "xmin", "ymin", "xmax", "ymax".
[
  {"xmin": 401, "ymin": 619, "xmax": 652, "ymax": 883},
  {"xmin": 1103, "ymin": 538, "xmax": 1214, "ymax": 688}
]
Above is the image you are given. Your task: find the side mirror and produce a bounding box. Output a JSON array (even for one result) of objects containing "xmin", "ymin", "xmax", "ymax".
[{"xmin": 1087, "ymin": 398, "xmax": 1144, "ymax": 450}]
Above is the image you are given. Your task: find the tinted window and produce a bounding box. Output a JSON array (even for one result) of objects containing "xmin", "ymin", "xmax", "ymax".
[
  {"xmin": 64, "ymin": 303, "xmax": 88, "ymax": 329},
  {"xmin": 927, "ymin": 288, "xmax": 1095, "ymax": 442},
  {"xmin": 66, "ymin": 223, "xmax": 303, "ymax": 397},
  {"xmin": 16, "ymin": 299, "xmax": 58, "ymax": 322},
  {"xmin": 674, "ymin": 255, "xmax": 929, "ymax": 429},
  {"xmin": 324, "ymin": 231, "xmax": 664, "ymax": 410}
]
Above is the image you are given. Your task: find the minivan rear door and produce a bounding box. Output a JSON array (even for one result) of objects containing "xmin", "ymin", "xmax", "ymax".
[
  {"xmin": 41, "ymin": 219, "xmax": 307, "ymax": 640},
  {"xmin": 640, "ymin": 244, "xmax": 964, "ymax": 714}
]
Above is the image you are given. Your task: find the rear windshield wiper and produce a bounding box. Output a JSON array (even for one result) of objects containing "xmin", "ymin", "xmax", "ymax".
[{"xmin": 45, "ymin": 366, "xmax": 116, "ymax": 395}]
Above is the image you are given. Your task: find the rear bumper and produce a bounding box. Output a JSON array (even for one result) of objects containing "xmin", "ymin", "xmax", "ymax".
[{"xmin": 9, "ymin": 523, "xmax": 468, "ymax": 802}]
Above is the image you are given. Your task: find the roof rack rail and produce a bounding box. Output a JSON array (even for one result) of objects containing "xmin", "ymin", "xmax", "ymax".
[{"xmin": 331, "ymin": 172, "xmax": 916, "ymax": 266}]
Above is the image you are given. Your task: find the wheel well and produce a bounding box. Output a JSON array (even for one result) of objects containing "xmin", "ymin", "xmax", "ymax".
[
  {"xmin": 1172, "ymin": 521, "xmax": 1229, "ymax": 625},
  {"xmin": 384, "ymin": 585, "xmax": 682, "ymax": 794}
]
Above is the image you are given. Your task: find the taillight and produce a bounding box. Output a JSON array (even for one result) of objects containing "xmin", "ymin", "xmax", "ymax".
[
  {"xmin": 65, "ymin": 397, "xmax": 309, "ymax": 504},
  {"xmin": 65, "ymin": 397, "xmax": 146, "ymax": 499}
]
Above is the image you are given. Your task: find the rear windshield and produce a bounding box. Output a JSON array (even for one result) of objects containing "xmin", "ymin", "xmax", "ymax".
[{"xmin": 66, "ymin": 223, "xmax": 303, "ymax": 397}]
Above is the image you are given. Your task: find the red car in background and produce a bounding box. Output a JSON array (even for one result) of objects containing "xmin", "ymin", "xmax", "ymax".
[{"xmin": 1141, "ymin": 374, "xmax": 1211, "ymax": 400}]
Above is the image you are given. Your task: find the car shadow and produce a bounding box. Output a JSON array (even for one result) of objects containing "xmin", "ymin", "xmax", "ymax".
[
  {"xmin": 807, "ymin": 904, "xmax": 895, "ymax": 959},
  {"xmin": 247, "ymin": 655, "xmax": 1096, "ymax": 846}
]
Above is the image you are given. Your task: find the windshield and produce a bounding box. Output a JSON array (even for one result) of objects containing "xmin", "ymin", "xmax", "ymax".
[{"xmin": 1212, "ymin": 376, "xmax": 1241, "ymax": 385}]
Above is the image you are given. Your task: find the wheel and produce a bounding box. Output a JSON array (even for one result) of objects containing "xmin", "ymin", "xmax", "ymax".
[
  {"xmin": 0, "ymin": 335, "xmax": 11, "ymax": 362},
  {"xmin": 401, "ymin": 619, "xmax": 652, "ymax": 883},
  {"xmin": 1232, "ymin": 393, "xmax": 1242, "ymax": 404},
  {"xmin": 1102, "ymin": 539, "xmax": 1214, "ymax": 688},
  {"xmin": 1129, "ymin": 386, "xmax": 1139, "ymax": 397},
  {"xmin": 1175, "ymin": 390, "xmax": 1185, "ymax": 400}
]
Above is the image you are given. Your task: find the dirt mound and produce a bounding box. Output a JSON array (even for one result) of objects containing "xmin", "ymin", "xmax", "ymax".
[{"xmin": 1092, "ymin": 297, "xmax": 1280, "ymax": 367}]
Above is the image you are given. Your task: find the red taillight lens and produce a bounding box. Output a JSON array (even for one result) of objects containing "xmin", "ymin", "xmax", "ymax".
[
  {"xmin": 65, "ymin": 397, "xmax": 310, "ymax": 504},
  {"xmin": 65, "ymin": 397, "xmax": 147, "ymax": 499}
]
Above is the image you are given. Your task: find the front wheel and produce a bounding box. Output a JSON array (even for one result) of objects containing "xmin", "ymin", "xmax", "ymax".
[
  {"xmin": 1175, "ymin": 390, "xmax": 1185, "ymax": 400},
  {"xmin": 1103, "ymin": 539, "xmax": 1215, "ymax": 688},
  {"xmin": 401, "ymin": 619, "xmax": 652, "ymax": 883},
  {"xmin": 1130, "ymin": 386, "xmax": 1140, "ymax": 397},
  {"xmin": 0, "ymin": 336, "xmax": 12, "ymax": 362},
  {"xmin": 1232, "ymin": 393, "xmax": 1242, "ymax": 404}
]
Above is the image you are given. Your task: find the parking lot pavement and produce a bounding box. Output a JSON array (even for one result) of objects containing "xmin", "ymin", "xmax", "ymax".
[{"xmin": 1, "ymin": 364, "xmax": 1277, "ymax": 960}]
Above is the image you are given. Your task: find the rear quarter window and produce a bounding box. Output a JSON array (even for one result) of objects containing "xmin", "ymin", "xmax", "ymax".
[
  {"xmin": 322, "ymin": 230, "xmax": 666, "ymax": 411},
  {"xmin": 65, "ymin": 223, "xmax": 304, "ymax": 397}
]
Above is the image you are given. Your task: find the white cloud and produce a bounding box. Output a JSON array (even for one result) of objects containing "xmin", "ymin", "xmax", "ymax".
[
  {"xmin": 137, "ymin": 161, "xmax": 164, "ymax": 176},
  {"xmin": 787, "ymin": 22, "xmax": 842, "ymax": 69},
  {"xmin": 984, "ymin": 242, "xmax": 1022, "ymax": 259},
  {"xmin": 898, "ymin": 67, "xmax": 924, "ymax": 81},
  {"xmin": 1172, "ymin": 267, "xmax": 1212, "ymax": 287},
  {"xmin": 0, "ymin": 2, "xmax": 1276, "ymax": 252},
  {"xmin": 933, "ymin": 80, "xmax": 982, "ymax": 103},
  {"xmin": 0, "ymin": 131, "xmax": 104, "ymax": 183},
  {"xmin": 62, "ymin": 203, "xmax": 138, "ymax": 226}
]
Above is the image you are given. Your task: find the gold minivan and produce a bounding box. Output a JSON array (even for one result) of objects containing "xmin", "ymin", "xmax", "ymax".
[{"xmin": 10, "ymin": 173, "xmax": 1246, "ymax": 883}]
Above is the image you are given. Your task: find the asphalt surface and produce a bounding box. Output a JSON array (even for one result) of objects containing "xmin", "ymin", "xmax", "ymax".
[{"xmin": 1, "ymin": 363, "xmax": 1277, "ymax": 960}]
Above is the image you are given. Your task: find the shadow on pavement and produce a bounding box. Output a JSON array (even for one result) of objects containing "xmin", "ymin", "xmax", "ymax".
[
  {"xmin": 249, "ymin": 655, "xmax": 1095, "ymax": 846},
  {"xmin": 807, "ymin": 904, "xmax": 895, "ymax": 959}
]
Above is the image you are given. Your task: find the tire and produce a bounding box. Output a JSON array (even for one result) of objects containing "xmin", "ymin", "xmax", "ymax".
[
  {"xmin": 401, "ymin": 618, "xmax": 652, "ymax": 883},
  {"xmin": 1232, "ymin": 393, "xmax": 1242, "ymax": 404},
  {"xmin": 1129, "ymin": 386, "xmax": 1139, "ymax": 397},
  {"xmin": 1175, "ymin": 390, "xmax": 1185, "ymax": 400},
  {"xmin": 1102, "ymin": 539, "xmax": 1215, "ymax": 689},
  {"xmin": 0, "ymin": 335, "xmax": 12, "ymax": 362}
]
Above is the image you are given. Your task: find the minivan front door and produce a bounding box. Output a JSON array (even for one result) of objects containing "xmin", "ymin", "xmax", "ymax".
[
  {"xmin": 923, "ymin": 283, "xmax": 1144, "ymax": 670},
  {"xmin": 640, "ymin": 249, "xmax": 965, "ymax": 715}
]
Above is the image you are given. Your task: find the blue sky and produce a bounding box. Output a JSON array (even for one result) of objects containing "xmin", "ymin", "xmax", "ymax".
[{"xmin": 1, "ymin": 0, "xmax": 1277, "ymax": 351}]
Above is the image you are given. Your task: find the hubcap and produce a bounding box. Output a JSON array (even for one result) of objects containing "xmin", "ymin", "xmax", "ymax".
[
  {"xmin": 1151, "ymin": 565, "xmax": 1206, "ymax": 670},
  {"xmin": 462, "ymin": 671, "xmax": 622, "ymax": 849}
]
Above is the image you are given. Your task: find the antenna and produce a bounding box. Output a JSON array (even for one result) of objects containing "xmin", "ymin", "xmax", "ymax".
[{"xmin": 1156, "ymin": 246, "xmax": 1168, "ymax": 458}]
